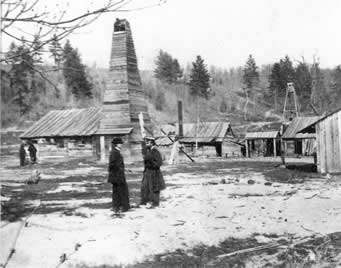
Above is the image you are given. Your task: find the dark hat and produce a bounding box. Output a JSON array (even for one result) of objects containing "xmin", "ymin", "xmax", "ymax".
[{"xmin": 112, "ymin": 137, "xmax": 123, "ymax": 145}]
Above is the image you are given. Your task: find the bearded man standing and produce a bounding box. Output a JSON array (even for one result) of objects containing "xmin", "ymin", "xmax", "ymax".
[{"xmin": 140, "ymin": 137, "xmax": 166, "ymax": 207}]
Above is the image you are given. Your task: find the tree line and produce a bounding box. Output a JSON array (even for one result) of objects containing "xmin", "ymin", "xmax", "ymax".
[
  {"xmin": 2, "ymin": 43, "xmax": 341, "ymax": 127},
  {"xmin": 153, "ymin": 50, "xmax": 212, "ymax": 108},
  {"xmin": 1, "ymin": 36, "xmax": 94, "ymax": 125},
  {"xmin": 153, "ymin": 49, "xmax": 341, "ymax": 119}
]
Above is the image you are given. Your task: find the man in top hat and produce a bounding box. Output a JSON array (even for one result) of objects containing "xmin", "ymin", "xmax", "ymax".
[
  {"xmin": 140, "ymin": 136, "xmax": 166, "ymax": 207},
  {"xmin": 108, "ymin": 137, "xmax": 130, "ymax": 213}
]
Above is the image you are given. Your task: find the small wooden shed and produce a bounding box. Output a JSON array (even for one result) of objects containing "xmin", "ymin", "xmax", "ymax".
[
  {"xmin": 244, "ymin": 122, "xmax": 283, "ymax": 157},
  {"xmin": 298, "ymin": 108, "xmax": 341, "ymax": 174},
  {"xmin": 281, "ymin": 116, "xmax": 321, "ymax": 156},
  {"xmin": 156, "ymin": 122, "xmax": 235, "ymax": 157}
]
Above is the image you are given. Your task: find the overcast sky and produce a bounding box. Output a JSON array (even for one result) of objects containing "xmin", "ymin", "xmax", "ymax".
[{"xmin": 4, "ymin": 0, "xmax": 341, "ymax": 70}]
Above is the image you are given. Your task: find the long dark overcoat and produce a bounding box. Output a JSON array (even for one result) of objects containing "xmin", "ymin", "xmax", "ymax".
[
  {"xmin": 108, "ymin": 148, "xmax": 129, "ymax": 211},
  {"xmin": 108, "ymin": 148, "xmax": 126, "ymax": 184},
  {"xmin": 141, "ymin": 142, "xmax": 166, "ymax": 199}
]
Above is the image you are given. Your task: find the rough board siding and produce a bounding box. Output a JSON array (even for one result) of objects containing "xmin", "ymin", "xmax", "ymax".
[
  {"xmin": 97, "ymin": 19, "xmax": 150, "ymax": 135},
  {"xmin": 317, "ymin": 110, "xmax": 341, "ymax": 174}
]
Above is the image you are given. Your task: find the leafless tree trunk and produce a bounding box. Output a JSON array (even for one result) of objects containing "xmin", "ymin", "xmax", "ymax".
[
  {"xmin": 1, "ymin": 0, "xmax": 166, "ymax": 93},
  {"xmin": 274, "ymin": 87, "xmax": 277, "ymax": 112},
  {"xmin": 243, "ymin": 88, "xmax": 249, "ymax": 120}
]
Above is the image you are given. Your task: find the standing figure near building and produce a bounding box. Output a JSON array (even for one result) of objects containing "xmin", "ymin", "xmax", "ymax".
[
  {"xmin": 140, "ymin": 137, "xmax": 166, "ymax": 207},
  {"xmin": 28, "ymin": 140, "xmax": 37, "ymax": 164},
  {"xmin": 19, "ymin": 140, "xmax": 27, "ymax": 167},
  {"xmin": 108, "ymin": 137, "xmax": 130, "ymax": 213}
]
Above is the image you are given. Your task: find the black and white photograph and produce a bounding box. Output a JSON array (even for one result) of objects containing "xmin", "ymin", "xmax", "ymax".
[{"xmin": 1, "ymin": 0, "xmax": 341, "ymax": 267}]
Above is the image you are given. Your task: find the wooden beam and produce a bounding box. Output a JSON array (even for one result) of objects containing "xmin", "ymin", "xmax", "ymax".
[
  {"xmin": 280, "ymin": 139, "xmax": 286, "ymax": 165},
  {"xmin": 338, "ymin": 112, "xmax": 341, "ymax": 173},
  {"xmin": 316, "ymin": 123, "xmax": 320, "ymax": 172},
  {"xmin": 100, "ymin": 136, "xmax": 105, "ymax": 162},
  {"xmin": 160, "ymin": 129, "xmax": 194, "ymax": 162}
]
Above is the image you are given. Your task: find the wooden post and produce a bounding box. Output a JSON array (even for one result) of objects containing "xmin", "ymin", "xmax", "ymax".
[
  {"xmin": 245, "ymin": 140, "xmax": 249, "ymax": 158},
  {"xmin": 100, "ymin": 136, "xmax": 105, "ymax": 162},
  {"xmin": 92, "ymin": 136, "xmax": 99, "ymax": 159},
  {"xmin": 284, "ymin": 141, "xmax": 287, "ymax": 154},
  {"xmin": 280, "ymin": 139, "xmax": 286, "ymax": 165},
  {"xmin": 178, "ymin": 101, "xmax": 183, "ymax": 138},
  {"xmin": 273, "ymin": 138, "xmax": 277, "ymax": 157},
  {"xmin": 315, "ymin": 124, "xmax": 320, "ymax": 172},
  {"xmin": 195, "ymin": 97, "xmax": 199, "ymax": 153},
  {"xmin": 138, "ymin": 112, "xmax": 146, "ymax": 139}
]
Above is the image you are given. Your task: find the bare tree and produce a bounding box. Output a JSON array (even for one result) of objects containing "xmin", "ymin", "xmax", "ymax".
[
  {"xmin": 1, "ymin": 0, "xmax": 166, "ymax": 62},
  {"xmin": 0, "ymin": 0, "xmax": 166, "ymax": 102}
]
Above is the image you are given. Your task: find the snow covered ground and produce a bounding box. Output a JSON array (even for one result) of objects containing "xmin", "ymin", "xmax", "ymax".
[{"xmin": 1, "ymin": 157, "xmax": 341, "ymax": 267}]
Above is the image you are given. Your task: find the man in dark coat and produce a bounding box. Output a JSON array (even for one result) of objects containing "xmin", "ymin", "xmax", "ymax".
[
  {"xmin": 108, "ymin": 137, "xmax": 130, "ymax": 213},
  {"xmin": 140, "ymin": 137, "xmax": 166, "ymax": 207},
  {"xmin": 19, "ymin": 141, "xmax": 27, "ymax": 167},
  {"xmin": 28, "ymin": 141, "xmax": 37, "ymax": 164}
]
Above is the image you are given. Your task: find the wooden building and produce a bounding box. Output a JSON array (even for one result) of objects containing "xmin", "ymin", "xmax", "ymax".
[
  {"xmin": 156, "ymin": 122, "xmax": 235, "ymax": 158},
  {"xmin": 20, "ymin": 19, "xmax": 152, "ymax": 162},
  {"xmin": 281, "ymin": 116, "xmax": 321, "ymax": 156},
  {"xmin": 179, "ymin": 122, "xmax": 234, "ymax": 157},
  {"xmin": 20, "ymin": 108, "xmax": 102, "ymax": 157},
  {"xmin": 244, "ymin": 122, "xmax": 283, "ymax": 157},
  {"xmin": 298, "ymin": 108, "xmax": 341, "ymax": 174}
]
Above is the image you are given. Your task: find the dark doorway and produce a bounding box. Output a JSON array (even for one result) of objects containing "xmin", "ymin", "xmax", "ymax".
[
  {"xmin": 215, "ymin": 143, "xmax": 222, "ymax": 157},
  {"xmin": 294, "ymin": 140, "xmax": 302, "ymax": 154}
]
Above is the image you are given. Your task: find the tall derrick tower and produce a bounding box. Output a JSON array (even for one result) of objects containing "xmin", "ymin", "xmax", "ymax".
[
  {"xmin": 283, "ymin": 82, "xmax": 299, "ymax": 121},
  {"xmin": 97, "ymin": 19, "xmax": 151, "ymax": 161}
]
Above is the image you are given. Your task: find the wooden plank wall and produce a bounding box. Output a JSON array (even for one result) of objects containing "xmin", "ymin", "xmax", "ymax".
[
  {"xmin": 316, "ymin": 123, "xmax": 321, "ymax": 172},
  {"xmin": 98, "ymin": 19, "xmax": 151, "ymax": 135},
  {"xmin": 318, "ymin": 110, "xmax": 341, "ymax": 174}
]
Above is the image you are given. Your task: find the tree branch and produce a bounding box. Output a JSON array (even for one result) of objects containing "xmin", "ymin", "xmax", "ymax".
[{"xmin": 22, "ymin": 59, "xmax": 61, "ymax": 97}]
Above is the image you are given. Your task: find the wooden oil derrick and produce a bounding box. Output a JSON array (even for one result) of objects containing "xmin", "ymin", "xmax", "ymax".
[
  {"xmin": 283, "ymin": 82, "xmax": 299, "ymax": 121},
  {"xmin": 96, "ymin": 19, "xmax": 152, "ymax": 161},
  {"xmin": 98, "ymin": 18, "xmax": 150, "ymax": 135}
]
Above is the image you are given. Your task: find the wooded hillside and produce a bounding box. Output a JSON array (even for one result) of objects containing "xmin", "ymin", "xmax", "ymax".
[{"xmin": 1, "ymin": 48, "xmax": 341, "ymax": 129}]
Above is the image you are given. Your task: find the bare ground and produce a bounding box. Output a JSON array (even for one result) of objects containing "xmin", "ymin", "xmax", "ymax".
[{"xmin": 1, "ymin": 154, "xmax": 341, "ymax": 268}]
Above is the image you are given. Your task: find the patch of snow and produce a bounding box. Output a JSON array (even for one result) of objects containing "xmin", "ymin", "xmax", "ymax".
[
  {"xmin": 46, "ymin": 183, "xmax": 87, "ymax": 194},
  {"xmin": 41, "ymin": 198, "xmax": 111, "ymax": 207},
  {"xmin": 2, "ymin": 167, "xmax": 341, "ymax": 268},
  {"xmin": 62, "ymin": 167, "xmax": 102, "ymax": 176},
  {"xmin": 0, "ymin": 195, "xmax": 10, "ymax": 202}
]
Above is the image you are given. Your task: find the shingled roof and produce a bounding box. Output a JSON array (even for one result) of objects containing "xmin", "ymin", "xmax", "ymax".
[
  {"xmin": 154, "ymin": 122, "xmax": 233, "ymax": 145},
  {"xmin": 240, "ymin": 121, "xmax": 282, "ymax": 140},
  {"xmin": 20, "ymin": 108, "xmax": 104, "ymax": 139},
  {"xmin": 179, "ymin": 122, "xmax": 233, "ymax": 143},
  {"xmin": 245, "ymin": 131, "xmax": 279, "ymax": 139},
  {"xmin": 282, "ymin": 116, "xmax": 321, "ymax": 139}
]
